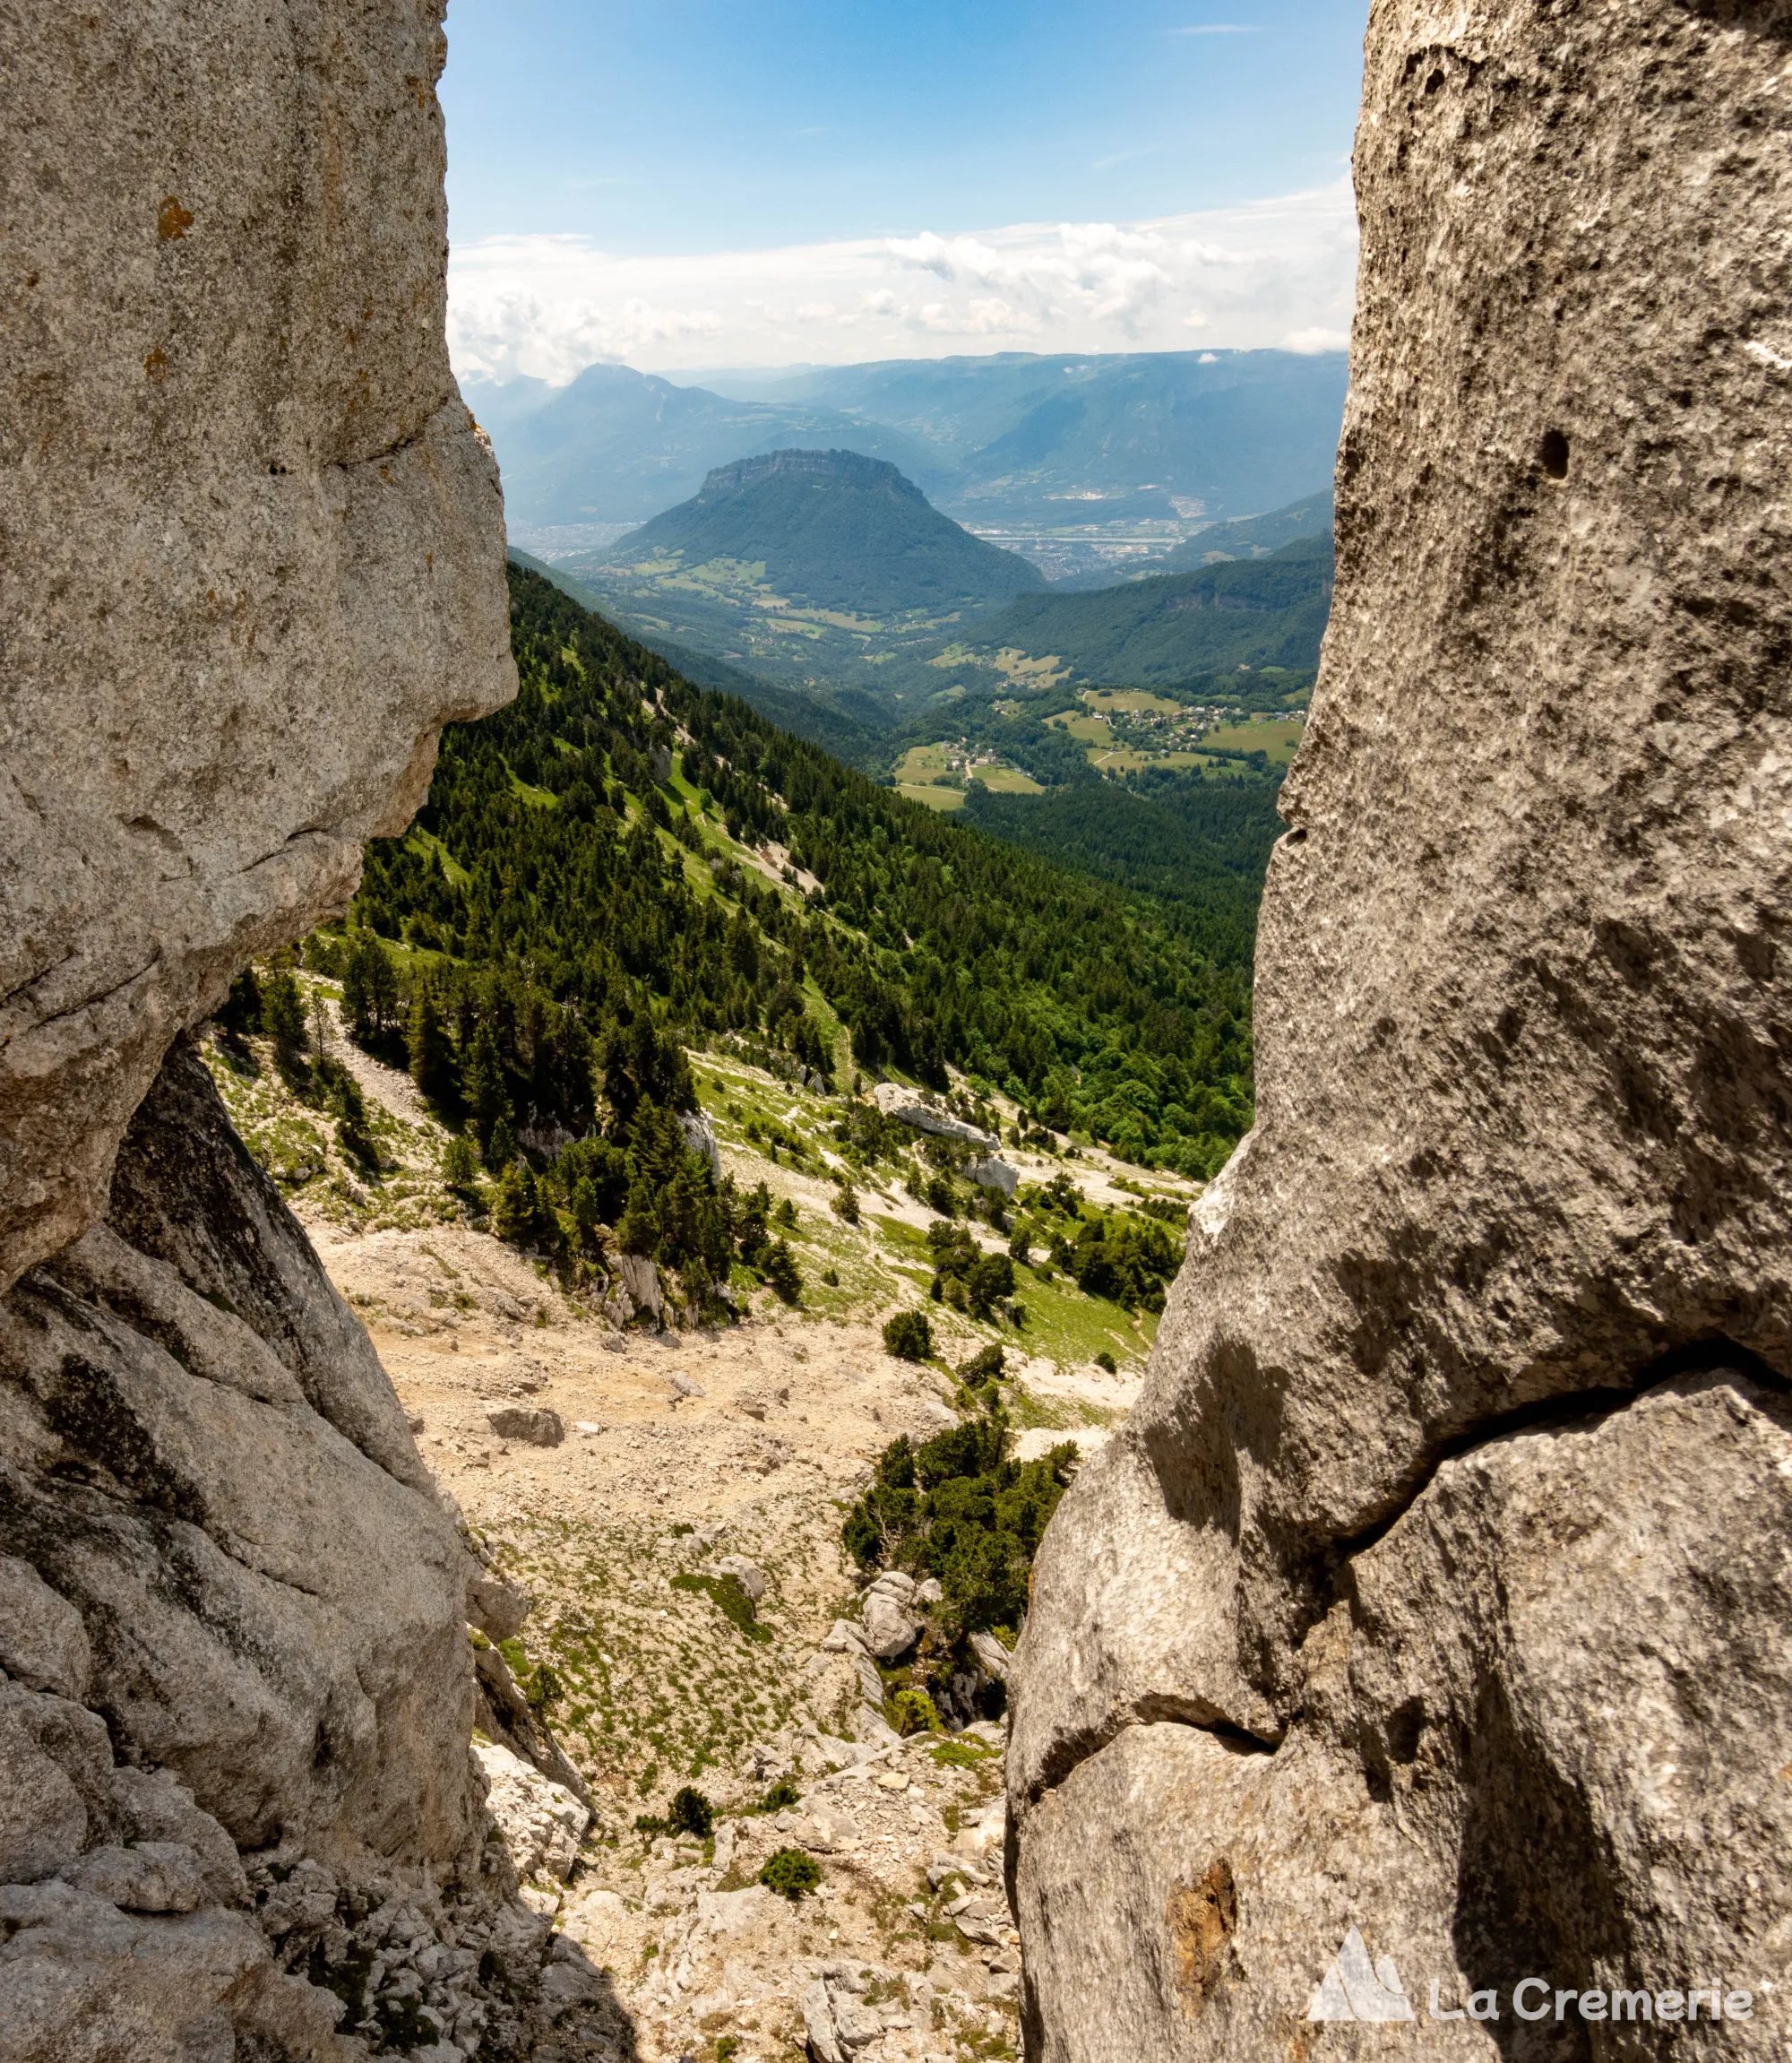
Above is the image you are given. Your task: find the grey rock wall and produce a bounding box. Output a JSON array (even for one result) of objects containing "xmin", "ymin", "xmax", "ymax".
[
  {"xmin": 0, "ymin": 1040, "xmax": 482, "ymax": 2052},
  {"xmin": 0, "ymin": 1, "xmax": 522, "ymax": 2051},
  {"xmin": 0, "ymin": 0, "xmax": 516, "ymax": 1292},
  {"xmin": 1010, "ymin": 4, "xmax": 1792, "ymax": 2054}
]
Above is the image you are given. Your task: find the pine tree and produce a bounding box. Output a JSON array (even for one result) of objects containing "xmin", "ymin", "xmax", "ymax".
[
  {"xmin": 491, "ymin": 1161, "xmax": 549, "ymax": 1247},
  {"xmin": 406, "ymin": 980, "xmax": 452, "ymax": 1102},
  {"xmin": 486, "ymin": 1113, "xmax": 516, "ymax": 1173},
  {"xmin": 616, "ymin": 1172, "xmax": 659, "ymax": 1258},
  {"xmin": 340, "ymin": 930, "xmax": 401, "ymax": 1045},
  {"xmin": 218, "ymin": 966, "xmax": 262, "ymax": 1036},
  {"xmin": 462, "ymin": 1018, "xmax": 510, "ymax": 1153},
  {"xmin": 262, "ymin": 968, "xmax": 307, "ymax": 1069}
]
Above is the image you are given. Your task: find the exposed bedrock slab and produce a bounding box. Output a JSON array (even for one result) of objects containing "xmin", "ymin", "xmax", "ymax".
[
  {"xmin": 1012, "ymin": 3, "xmax": 1792, "ymax": 2054},
  {"xmin": 0, "ymin": 1042, "xmax": 478, "ymax": 1874},
  {"xmin": 0, "ymin": 1040, "xmax": 481, "ymax": 2054},
  {"xmin": 0, "ymin": 0, "xmax": 517, "ymax": 1292}
]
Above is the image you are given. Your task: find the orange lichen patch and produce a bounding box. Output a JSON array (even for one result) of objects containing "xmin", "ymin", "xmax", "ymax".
[
  {"xmin": 143, "ymin": 348, "xmax": 169, "ymax": 380},
  {"xmin": 157, "ymin": 194, "xmax": 194, "ymax": 241},
  {"xmin": 1167, "ymin": 1858, "xmax": 1237, "ymax": 2019}
]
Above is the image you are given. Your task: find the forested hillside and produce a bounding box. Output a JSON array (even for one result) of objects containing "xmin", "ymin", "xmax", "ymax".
[
  {"xmin": 341, "ymin": 565, "xmax": 1254, "ymax": 1180},
  {"xmin": 964, "ymin": 777, "xmax": 1285, "ymax": 967},
  {"xmin": 960, "ymin": 531, "xmax": 1334, "ymax": 684}
]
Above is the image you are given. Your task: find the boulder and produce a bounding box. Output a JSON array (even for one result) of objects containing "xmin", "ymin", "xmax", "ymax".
[
  {"xmin": 853, "ymin": 1652, "xmax": 887, "ymax": 1710},
  {"xmin": 801, "ymin": 1975, "xmax": 845, "ymax": 2063},
  {"xmin": 967, "ymin": 1157, "xmax": 1019, "ymax": 1196},
  {"xmin": 968, "ymin": 1631, "xmax": 1011, "ymax": 1681},
  {"xmin": 679, "ymin": 1109, "xmax": 723, "ymax": 1181},
  {"xmin": 869, "ymin": 1084, "xmax": 997, "ymax": 1150},
  {"xmin": 715, "ymin": 1554, "xmax": 767, "ymax": 1601},
  {"xmin": 0, "ymin": 0, "xmax": 514, "ymax": 1294},
  {"xmin": 465, "ymin": 1562, "xmax": 533, "ymax": 1643},
  {"xmin": 485, "ymin": 1404, "xmax": 565, "ymax": 1447},
  {"xmin": 854, "ymin": 1706, "xmax": 902, "ymax": 1750},
  {"xmin": 618, "ymin": 1252, "xmax": 664, "ymax": 1320},
  {"xmin": 1010, "ymin": 7, "xmax": 1792, "ymax": 2057},
  {"xmin": 860, "ymin": 1590, "xmax": 921, "ymax": 1662}
]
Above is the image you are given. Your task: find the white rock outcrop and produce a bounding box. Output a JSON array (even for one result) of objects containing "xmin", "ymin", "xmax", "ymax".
[
  {"xmin": 870, "ymin": 1083, "xmax": 997, "ymax": 1150},
  {"xmin": 474, "ymin": 1740, "xmax": 591, "ymax": 1885}
]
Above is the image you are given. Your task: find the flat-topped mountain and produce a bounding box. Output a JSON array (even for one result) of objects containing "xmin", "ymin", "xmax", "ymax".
[{"xmin": 594, "ymin": 447, "xmax": 1047, "ymax": 619}]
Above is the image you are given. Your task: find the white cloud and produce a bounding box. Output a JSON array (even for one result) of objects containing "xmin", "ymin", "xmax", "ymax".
[
  {"xmin": 1280, "ymin": 324, "xmax": 1351, "ymax": 353},
  {"xmin": 447, "ymin": 181, "xmax": 1357, "ymax": 383}
]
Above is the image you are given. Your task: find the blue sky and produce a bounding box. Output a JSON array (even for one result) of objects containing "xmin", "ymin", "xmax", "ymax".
[{"xmin": 441, "ymin": 0, "xmax": 1369, "ymax": 378}]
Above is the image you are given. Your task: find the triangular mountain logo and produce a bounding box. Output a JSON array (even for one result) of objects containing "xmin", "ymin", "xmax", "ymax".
[{"xmin": 1306, "ymin": 1928, "xmax": 1416, "ymax": 2023}]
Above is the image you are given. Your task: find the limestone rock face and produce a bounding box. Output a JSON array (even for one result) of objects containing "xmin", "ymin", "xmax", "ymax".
[
  {"xmin": 1011, "ymin": 6, "xmax": 1792, "ymax": 2054},
  {"xmin": 0, "ymin": 1041, "xmax": 481, "ymax": 2050},
  {"xmin": 474, "ymin": 1740, "xmax": 592, "ymax": 1886},
  {"xmin": 0, "ymin": 0, "xmax": 517, "ymax": 1292},
  {"xmin": 0, "ymin": 3, "xmax": 519, "ymax": 2049},
  {"xmin": 1, "ymin": 1046, "xmax": 480, "ymax": 1868}
]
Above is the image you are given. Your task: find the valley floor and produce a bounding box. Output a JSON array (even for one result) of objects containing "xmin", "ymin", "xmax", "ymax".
[{"xmin": 220, "ymin": 1011, "xmax": 1184, "ymax": 2063}]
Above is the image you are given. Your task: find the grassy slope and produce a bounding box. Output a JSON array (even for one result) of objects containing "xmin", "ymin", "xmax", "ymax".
[{"xmin": 508, "ymin": 548, "xmax": 885, "ymax": 772}]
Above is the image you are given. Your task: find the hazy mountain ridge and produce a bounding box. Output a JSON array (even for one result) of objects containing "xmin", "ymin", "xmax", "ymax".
[
  {"xmin": 470, "ymin": 362, "xmax": 943, "ymax": 527},
  {"xmin": 693, "ymin": 350, "xmax": 1348, "ymax": 522},
  {"xmin": 472, "ymin": 348, "xmax": 1348, "ymax": 540}
]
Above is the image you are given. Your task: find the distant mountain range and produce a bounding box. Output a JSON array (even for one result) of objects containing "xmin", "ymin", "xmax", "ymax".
[
  {"xmin": 469, "ymin": 363, "xmax": 938, "ymax": 529},
  {"xmin": 467, "ymin": 347, "xmax": 1347, "ymax": 538},
  {"xmin": 698, "ymin": 352, "xmax": 1350, "ymax": 529}
]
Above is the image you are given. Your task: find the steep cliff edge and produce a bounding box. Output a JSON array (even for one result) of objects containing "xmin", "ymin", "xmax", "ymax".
[
  {"xmin": 1010, "ymin": 4, "xmax": 1792, "ymax": 2056},
  {"xmin": 0, "ymin": 1, "xmax": 525, "ymax": 2053}
]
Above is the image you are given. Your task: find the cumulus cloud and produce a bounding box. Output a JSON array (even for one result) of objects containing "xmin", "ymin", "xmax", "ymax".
[
  {"xmin": 1280, "ymin": 324, "xmax": 1351, "ymax": 353},
  {"xmin": 447, "ymin": 182, "xmax": 1357, "ymax": 383}
]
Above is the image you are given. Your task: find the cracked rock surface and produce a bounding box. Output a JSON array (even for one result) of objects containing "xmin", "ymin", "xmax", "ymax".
[
  {"xmin": 1010, "ymin": 4, "xmax": 1792, "ymax": 2055},
  {"xmin": 0, "ymin": 0, "xmax": 516, "ymax": 1291}
]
